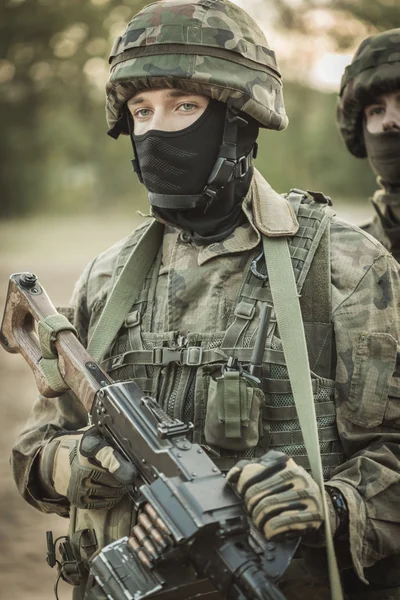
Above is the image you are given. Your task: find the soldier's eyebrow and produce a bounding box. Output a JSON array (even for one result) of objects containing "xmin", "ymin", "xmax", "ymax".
[
  {"xmin": 128, "ymin": 95, "xmax": 145, "ymax": 106},
  {"xmin": 165, "ymin": 90, "xmax": 197, "ymax": 98},
  {"xmin": 128, "ymin": 90, "xmax": 200, "ymax": 106}
]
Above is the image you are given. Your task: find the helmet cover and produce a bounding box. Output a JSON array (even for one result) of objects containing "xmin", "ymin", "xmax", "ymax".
[
  {"xmin": 337, "ymin": 28, "xmax": 400, "ymax": 158},
  {"xmin": 106, "ymin": 0, "xmax": 288, "ymax": 134}
]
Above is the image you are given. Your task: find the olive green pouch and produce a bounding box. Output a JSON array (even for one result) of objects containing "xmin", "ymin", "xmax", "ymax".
[{"xmin": 204, "ymin": 369, "xmax": 264, "ymax": 451}]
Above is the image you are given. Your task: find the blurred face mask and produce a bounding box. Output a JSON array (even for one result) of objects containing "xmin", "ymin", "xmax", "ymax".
[{"xmin": 364, "ymin": 125, "xmax": 400, "ymax": 188}]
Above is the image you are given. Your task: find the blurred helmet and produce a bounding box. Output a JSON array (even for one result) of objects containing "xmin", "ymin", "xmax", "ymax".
[
  {"xmin": 106, "ymin": 0, "xmax": 288, "ymax": 136},
  {"xmin": 337, "ymin": 28, "xmax": 400, "ymax": 158}
]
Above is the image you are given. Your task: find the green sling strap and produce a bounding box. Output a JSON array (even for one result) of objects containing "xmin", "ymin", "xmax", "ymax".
[
  {"xmin": 87, "ymin": 219, "xmax": 164, "ymax": 363},
  {"xmin": 262, "ymin": 233, "xmax": 344, "ymax": 600},
  {"xmin": 38, "ymin": 314, "xmax": 77, "ymax": 393}
]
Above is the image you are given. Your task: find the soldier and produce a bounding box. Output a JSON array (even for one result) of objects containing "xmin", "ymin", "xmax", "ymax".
[
  {"xmin": 10, "ymin": 2, "xmax": 400, "ymax": 600},
  {"xmin": 337, "ymin": 29, "xmax": 400, "ymax": 261}
]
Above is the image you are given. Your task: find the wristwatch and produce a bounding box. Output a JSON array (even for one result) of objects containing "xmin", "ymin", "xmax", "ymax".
[{"xmin": 325, "ymin": 485, "xmax": 349, "ymax": 538}]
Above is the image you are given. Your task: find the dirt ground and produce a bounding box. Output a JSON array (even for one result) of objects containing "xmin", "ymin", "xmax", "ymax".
[{"xmin": 0, "ymin": 202, "xmax": 370, "ymax": 600}]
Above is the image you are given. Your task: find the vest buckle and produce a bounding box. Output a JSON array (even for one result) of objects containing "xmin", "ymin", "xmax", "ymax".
[
  {"xmin": 185, "ymin": 346, "xmax": 203, "ymax": 366},
  {"xmin": 152, "ymin": 346, "xmax": 203, "ymax": 366},
  {"xmin": 152, "ymin": 347, "xmax": 184, "ymax": 366}
]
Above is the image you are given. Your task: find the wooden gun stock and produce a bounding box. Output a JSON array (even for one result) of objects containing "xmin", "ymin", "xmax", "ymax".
[{"xmin": 0, "ymin": 272, "xmax": 111, "ymax": 412}]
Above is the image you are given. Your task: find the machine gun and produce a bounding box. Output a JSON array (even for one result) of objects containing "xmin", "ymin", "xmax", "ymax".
[{"xmin": 1, "ymin": 272, "xmax": 299, "ymax": 600}]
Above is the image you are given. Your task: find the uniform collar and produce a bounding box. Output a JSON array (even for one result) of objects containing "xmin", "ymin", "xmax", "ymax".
[
  {"xmin": 252, "ymin": 168, "xmax": 299, "ymax": 237},
  {"xmin": 160, "ymin": 169, "xmax": 299, "ymax": 266}
]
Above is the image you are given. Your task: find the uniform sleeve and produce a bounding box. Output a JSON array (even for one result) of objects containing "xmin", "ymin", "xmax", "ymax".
[
  {"xmin": 329, "ymin": 249, "xmax": 400, "ymax": 582},
  {"xmin": 10, "ymin": 260, "xmax": 95, "ymax": 517}
]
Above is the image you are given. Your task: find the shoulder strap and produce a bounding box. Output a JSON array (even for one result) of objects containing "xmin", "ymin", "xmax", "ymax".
[
  {"xmin": 262, "ymin": 233, "xmax": 343, "ymax": 600},
  {"xmin": 87, "ymin": 219, "xmax": 164, "ymax": 362}
]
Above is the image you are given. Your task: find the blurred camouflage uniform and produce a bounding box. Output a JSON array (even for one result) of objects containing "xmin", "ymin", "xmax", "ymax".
[
  {"xmin": 337, "ymin": 29, "xmax": 400, "ymax": 262},
  {"xmin": 11, "ymin": 2, "xmax": 400, "ymax": 600}
]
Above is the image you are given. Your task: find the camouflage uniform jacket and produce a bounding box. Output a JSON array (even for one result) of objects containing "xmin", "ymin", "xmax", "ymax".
[
  {"xmin": 362, "ymin": 188, "xmax": 400, "ymax": 263},
  {"xmin": 11, "ymin": 170, "xmax": 400, "ymax": 586}
]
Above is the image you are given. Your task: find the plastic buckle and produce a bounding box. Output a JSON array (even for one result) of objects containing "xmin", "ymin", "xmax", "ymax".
[
  {"xmin": 152, "ymin": 347, "xmax": 183, "ymax": 366},
  {"xmin": 124, "ymin": 310, "xmax": 140, "ymax": 328},
  {"xmin": 207, "ymin": 156, "xmax": 236, "ymax": 186},
  {"xmin": 185, "ymin": 346, "xmax": 203, "ymax": 366}
]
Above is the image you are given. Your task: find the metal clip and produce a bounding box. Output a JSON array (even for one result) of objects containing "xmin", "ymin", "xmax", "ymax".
[
  {"xmin": 250, "ymin": 251, "xmax": 268, "ymax": 281},
  {"xmin": 237, "ymin": 155, "xmax": 247, "ymax": 178}
]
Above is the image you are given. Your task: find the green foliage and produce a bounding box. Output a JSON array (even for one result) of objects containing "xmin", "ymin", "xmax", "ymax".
[
  {"xmin": 0, "ymin": 0, "xmax": 149, "ymax": 217},
  {"xmin": 267, "ymin": 0, "xmax": 400, "ymax": 50},
  {"xmin": 257, "ymin": 81, "xmax": 376, "ymax": 199}
]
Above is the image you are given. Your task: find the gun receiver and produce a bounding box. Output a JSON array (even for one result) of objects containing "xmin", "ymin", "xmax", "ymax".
[{"xmin": 1, "ymin": 273, "xmax": 298, "ymax": 600}]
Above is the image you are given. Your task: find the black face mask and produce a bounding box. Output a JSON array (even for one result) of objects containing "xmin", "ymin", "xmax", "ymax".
[
  {"xmin": 132, "ymin": 100, "xmax": 225, "ymax": 198},
  {"xmin": 364, "ymin": 126, "xmax": 400, "ymax": 188},
  {"xmin": 131, "ymin": 99, "xmax": 259, "ymax": 244}
]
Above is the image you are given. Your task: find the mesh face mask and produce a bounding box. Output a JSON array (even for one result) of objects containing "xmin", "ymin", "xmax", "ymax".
[
  {"xmin": 128, "ymin": 98, "xmax": 259, "ymax": 243},
  {"xmin": 132, "ymin": 101, "xmax": 226, "ymax": 202}
]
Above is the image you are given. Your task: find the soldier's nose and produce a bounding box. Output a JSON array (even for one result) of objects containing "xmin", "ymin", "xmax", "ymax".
[{"xmin": 382, "ymin": 107, "xmax": 400, "ymax": 131}]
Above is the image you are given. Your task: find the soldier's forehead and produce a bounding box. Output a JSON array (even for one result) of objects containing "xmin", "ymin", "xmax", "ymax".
[{"xmin": 128, "ymin": 88, "xmax": 207, "ymax": 105}]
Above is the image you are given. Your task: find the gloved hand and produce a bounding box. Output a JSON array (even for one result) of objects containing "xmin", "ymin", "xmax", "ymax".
[
  {"xmin": 227, "ymin": 450, "xmax": 336, "ymax": 541},
  {"xmin": 39, "ymin": 426, "xmax": 137, "ymax": 510}
]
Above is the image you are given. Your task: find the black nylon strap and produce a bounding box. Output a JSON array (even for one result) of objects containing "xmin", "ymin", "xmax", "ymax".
[
  {"xmin": 127, "ymin": 110, "xmax": 144, "ymax": 183},
  {"xmin": 148, "ymin": 192, "xmax": 205, "ymax": 210}
]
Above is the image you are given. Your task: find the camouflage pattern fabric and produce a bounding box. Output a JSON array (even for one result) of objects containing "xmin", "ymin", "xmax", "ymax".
[
  {"xmin": 106, "ymin": 0, "xmax": 288, "ymax": 133},
  {"xmin": 10, "ymin": 171, "xmax": 400, "ymax": 598},
  {"xmin": 361, "ymin": 189, "xmax": 400, "ymax": 263},
  {"xmin": 337, "ymin": 28, "xmax": 400, "ymax": 157}
]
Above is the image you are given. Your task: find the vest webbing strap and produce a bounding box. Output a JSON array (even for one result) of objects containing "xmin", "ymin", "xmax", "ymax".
[
  {"xmin": 87, "ymin": 220, "xmax": 164, "ymax": 362},
  {"xmin": 262, "ymin": 233, "xmax": 343, "ymax": 600}
]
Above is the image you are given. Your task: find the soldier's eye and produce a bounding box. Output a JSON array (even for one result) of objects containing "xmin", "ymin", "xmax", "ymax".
[
  {"xmin": 134, "ymin": 108, "xmax": 152, "ymax": 119},
  {"xmin": 366, "ymin": 105, "xmax": 385, "ymax": 118},
  {"xmin": 178, "ymin": 103, "xmax": 196, "ymax": 112}
]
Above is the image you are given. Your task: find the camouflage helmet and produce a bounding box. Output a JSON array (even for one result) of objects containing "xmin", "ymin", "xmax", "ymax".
[
  {"xmin": 337, "ymin": 28, "xmax": 400, "ymax": 158},
  {"xmin": 106, "ymin": 0, "xmax": 288, "ymax": 135}
]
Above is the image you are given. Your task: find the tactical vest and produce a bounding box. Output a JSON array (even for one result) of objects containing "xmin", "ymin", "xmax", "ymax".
[{"xmin": 99, "ymin": 190, "xmax": 344, "ymax": 480}]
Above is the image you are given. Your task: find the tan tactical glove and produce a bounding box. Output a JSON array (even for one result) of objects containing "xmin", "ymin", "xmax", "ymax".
[
  {"xmin": 39, "ymin": 426, "xmax": 137, "ymax": 510},
  {"xmin": 227, "ymin": 450, "xmax": 337, "ymax": 541}
]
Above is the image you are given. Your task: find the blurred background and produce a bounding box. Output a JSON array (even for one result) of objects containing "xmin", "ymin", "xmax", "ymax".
[{"xmin": 0, "ymin": 0, "xmax": 399, "ymax": 598}]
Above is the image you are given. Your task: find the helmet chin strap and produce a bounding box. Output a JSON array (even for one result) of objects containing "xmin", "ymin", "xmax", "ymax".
[{"xmin": 126, "ymin": 104, "xmax": 257, "ymax": 213}]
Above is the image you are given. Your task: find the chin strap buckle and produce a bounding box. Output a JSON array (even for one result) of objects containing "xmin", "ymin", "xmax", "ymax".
[
  {"xmin": 207, "ymin": 156, "xmax": 236, "ymax": 187},
  {"xmin": 203, "ymin": 186, "xmax": 219, "ymax": 213}
]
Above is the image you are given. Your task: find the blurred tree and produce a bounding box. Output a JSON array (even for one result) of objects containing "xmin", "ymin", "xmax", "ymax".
[
  {"xmin": 255, "ymin": 0, "xmax": 400, "ymax": 44},
  {"xmin": 0, "ymin": 0, "xmax": 148, "ymax": 218},
  {"xmin": 260, "ymin": 0, "xmax": 399, "ymax": 50},
  {"xmin": 256, "ymin": 81, "xmax": 376, "ymax": 199}
]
